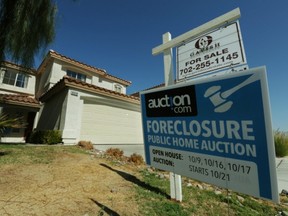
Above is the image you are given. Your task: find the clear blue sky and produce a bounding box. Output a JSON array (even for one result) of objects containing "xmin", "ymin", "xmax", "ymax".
[{"xmin": 37, "ymin": 0, "xmax": 288, "ymax": 131}]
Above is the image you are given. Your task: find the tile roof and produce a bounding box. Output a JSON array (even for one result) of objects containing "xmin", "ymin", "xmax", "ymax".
[
  {"xmin": 40, "ymin": 76, "xmax": 140, "ymax": 104},
  {"xmin": 37, "ymin": 50, "xmax": 132, "ymax": 86},
  {"xmin": 0, "ymin": 94, "xmax": 40, "ymax": 108},
  {"xmin": 1, "ymin": 61, "xmax": 36, "ymax": 75}
]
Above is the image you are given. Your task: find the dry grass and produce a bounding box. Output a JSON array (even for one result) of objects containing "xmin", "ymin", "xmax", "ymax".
[
  {"xmin": 128, "ymin": 153, "xmax": 144, "ymax": 165},
  {"xmin": 105, "ymin": 148, "xmax": 124, "ymax": 158},
  {"xmin": 105, "ymin": 148, "xmax": 145, "ymax": 166},
  {"xmin": 77, "ymin": 140, "xmax": 94, "ymax": 150},
  {"xmin": 0, "ymin": 145, "xmax": 286, "ymax": 215},
  {"xmin": 274, "ymin": 131, "xmax": 288, "ymax": 157},
  {"xmin": 0, "ymin": 148, "xmax": 140, "ymax": 215}
]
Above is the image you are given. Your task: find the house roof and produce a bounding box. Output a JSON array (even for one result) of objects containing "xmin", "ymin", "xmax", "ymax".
[
  {"xmin": 39, "ymin": 76, "xmax": 140, "ymax": 105},
  {"xmin": 0, "ymin": 94, "xmax": 40, "ymax": 108},
  {"xmin": 37, "ymin": 50, "xmax": 132, "ymax": 86},
  {"xmin": 1, "ymin": 61, "xmax": 36, "ymax": 75}
]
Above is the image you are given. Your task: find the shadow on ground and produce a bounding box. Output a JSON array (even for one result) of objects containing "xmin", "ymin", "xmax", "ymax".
[
  {"xmin": 100, "ymin": 163, "xmax": 170, "ymax": 199},
  {"xmin": 0, "ymin": 151, "xmax": 10, "ymax": 156},
  {"xmin": 90, "ymin": 198, "xmax": 120, "ymax": 216}
]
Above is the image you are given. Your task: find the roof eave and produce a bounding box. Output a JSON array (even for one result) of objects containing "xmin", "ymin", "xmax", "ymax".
[
  {"xmin": 0, "ymin": 100, "xmax": 40, "ymax": 109},
  {"xmin": 1, "ymin": 61, "xmax": 36, "ymax": 75},
  {"xmin": 37, "ymin": 50, "xmax": 132, "ymax": 86},
  {"xmin": 65, "ymin": 81, "xmax": 139, "ymax": 105},
  {"xmin": 39, "ymin": 77, "xmax": 139, "ymax": 105}
]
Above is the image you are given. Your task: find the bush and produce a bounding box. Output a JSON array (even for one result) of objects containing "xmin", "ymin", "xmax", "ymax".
[
  {"xmin": 28, "ymin": 130, "xmax": 62, "ymax": 145},
  {"xmin": 128, "ymin": 153, "xmax": 144, "ymax": 165},
  {"xmin": 78, "ymin": 140, "xmax": 94, "ymax": 150},
  {"xmin": 105, "ymin": 148, "xmax": 124, "ymax": 158},
  {"xmin": 274, "ymin": 130, "xmax": 288, "ymax": 157}
]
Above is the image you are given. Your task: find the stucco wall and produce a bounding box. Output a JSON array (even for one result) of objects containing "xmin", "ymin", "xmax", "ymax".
[
  {"xmin": 0, "ymin": 67, "xmax": 36, "ymax": 95},
  {"xmin": 37, "ymin": 60, "xmax": 127, "ymax": 99},
  {"xmin": 36, "ymin": 89, "xmax": 68, "ymax": 131},
  {"xmin": 60, "ymin": 89, "xmax": 84, "ymax": 144},
  {"xmin": 35, "ymin": 58, "xmax": 137, "ymax": 145}
]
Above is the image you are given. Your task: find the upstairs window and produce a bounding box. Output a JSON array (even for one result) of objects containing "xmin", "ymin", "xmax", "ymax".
[
  {"xmin": 2, "ymin": 70, "xmax": 28, "ymax": 88},
  {"xmin": 15, "ymin": 73, "xmax": 28, "ymax": 88},
  {"xmin": 67, "ymin": 70, "xmax": 86, "ymax": 82},
  {"xmin": 114, "ymin": 84, "xmax": 122, "ymax": 93}
]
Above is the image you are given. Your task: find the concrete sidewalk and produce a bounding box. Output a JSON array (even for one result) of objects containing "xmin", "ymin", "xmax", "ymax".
[{"xmin": 276, "ymin": 157, "xmax": 288, "ymax": 194}]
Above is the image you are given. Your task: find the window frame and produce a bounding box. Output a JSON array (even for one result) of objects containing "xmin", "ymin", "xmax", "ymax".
[
  {"xmin": 66, "ymin": 70, "xmax": 86, "ymax": 82},
  {"xmin": 114, "ymin": 84, "xmax": 122, "ymax": 93},
  {"xmin": 1, "ymin": 110, "xmax": 25, "ymax": 134},
  {"xmin": 2, "ymin": 69, "xmax": 28, "ymax": 88}
]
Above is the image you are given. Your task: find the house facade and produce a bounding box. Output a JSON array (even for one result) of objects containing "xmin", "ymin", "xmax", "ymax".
[
  {"xmin": 0, "ymin": 50, "xmax": 143, "ymax": 151},
  {"xmin": 0, "ymin": 61, "xmax": 40, "ymax": 142}
]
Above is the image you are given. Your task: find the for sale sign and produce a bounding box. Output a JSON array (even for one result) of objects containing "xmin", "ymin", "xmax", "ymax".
[
  {"xmin": 177, "ymin": 21, "xmax": 247, "ymax": 80},
  {"xmin": 140, "ymin": 67, "xmax": 279, "ymax": 203}
]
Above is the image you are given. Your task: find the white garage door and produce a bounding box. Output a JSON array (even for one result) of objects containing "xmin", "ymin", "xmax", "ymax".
[{"xmin": 80, "ymin": 100, "xmax": 143, "ymax": 145}]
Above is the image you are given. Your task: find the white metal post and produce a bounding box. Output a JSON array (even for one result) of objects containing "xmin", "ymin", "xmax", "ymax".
[
  {"xmin": 163, "ymin": 32, "xmax": 174, "ymax": 86},
  {"xmin": 163, "ymin": 32, "xmax": 183, "ymax": 202}
]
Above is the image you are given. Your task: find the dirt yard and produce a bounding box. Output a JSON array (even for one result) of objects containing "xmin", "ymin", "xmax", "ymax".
[{"xmin": 0, "ymin": 152, "xmax": 142, "ymax": 216}]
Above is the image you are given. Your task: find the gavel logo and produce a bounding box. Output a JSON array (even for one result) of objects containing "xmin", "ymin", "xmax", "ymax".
[{"xmin": 204, "ymin": 73, "xmax": 258, "ymax": 113}]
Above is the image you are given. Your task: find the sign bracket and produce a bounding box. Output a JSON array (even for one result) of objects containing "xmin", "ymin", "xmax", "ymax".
[{"xmin": 152, "ymin": 8, "xmax": 241, "ymax": 56}]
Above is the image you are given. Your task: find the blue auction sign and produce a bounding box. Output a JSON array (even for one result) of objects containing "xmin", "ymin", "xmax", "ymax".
[{"xmin": 140, "ymin": 67, "xmax": 279, "ymax": 203}]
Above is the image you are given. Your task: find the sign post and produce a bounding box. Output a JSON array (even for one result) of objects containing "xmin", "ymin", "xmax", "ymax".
[
  {"xmin": 163, "ymin": 32, "xmax": 182, "ymax": 201},
  {"xmin": 147, "ymin": 7, "xmax": 278, "ymax": 203},
  {"xmin": 150, "ymin": 7, "xmax": 241, "ymax": 202}
]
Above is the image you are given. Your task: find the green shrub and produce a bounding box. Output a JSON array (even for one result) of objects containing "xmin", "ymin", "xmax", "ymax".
[
  {"xmin": 28, "ymin": 130, "xmax": 62, "ymax": 145},
  {"xmin": 274, "ymin": 130, "xmax": 288, "ymax": 157}
]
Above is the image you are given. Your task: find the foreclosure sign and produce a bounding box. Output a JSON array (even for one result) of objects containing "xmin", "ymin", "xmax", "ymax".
[
  {"xmin": 140, "ymin": 67, "xmax": 279, "ymax": 202},
  {"xmin": 177, "ymin": 21, "xmax": 247, "ymax": 80}
]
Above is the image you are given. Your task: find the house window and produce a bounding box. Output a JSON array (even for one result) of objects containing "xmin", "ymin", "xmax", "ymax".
[
  {"xmin": 67, "ymin": 70, "xmax": 86, "ymax": 82},
  {"xmin": 15, "ymin": 73, "xmax": 28, "ymax": 88},
  {"xmin": 2, "ymin": 70, "xmax": 28, "ymax": 88},
  {"xmin": 114, "ymin": 84, "xmax": 122, "ymax": 93},
  {"xmin": 1, "ymin": 111, "xmax": 24, "ymax": 134}
]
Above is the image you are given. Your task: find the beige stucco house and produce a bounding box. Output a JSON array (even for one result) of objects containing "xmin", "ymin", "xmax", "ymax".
[{"xmin": 0, "ymin": 50, "xmax": 143, "ymax": 151}]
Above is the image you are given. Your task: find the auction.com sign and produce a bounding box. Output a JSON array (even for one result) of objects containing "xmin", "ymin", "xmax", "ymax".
[
  {"xmin": 177, "ymin": 21, "xmax": 247, "ymax": 80},
  {"xmin": 144, "ymin": 85, "xmax": 197, "ymax": 117},
  {"xmin": 140, "ymin": 67, "xmax": 279, "ymax": 203}
]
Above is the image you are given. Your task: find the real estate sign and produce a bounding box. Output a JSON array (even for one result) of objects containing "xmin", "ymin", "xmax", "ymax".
[
  {"xmin": 177, "ymin": 21, "xmax": 247, "ymax": 80},
  {"xmin": 140, "ymin": 67, "xmax": 279, "ymax": 203}
]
